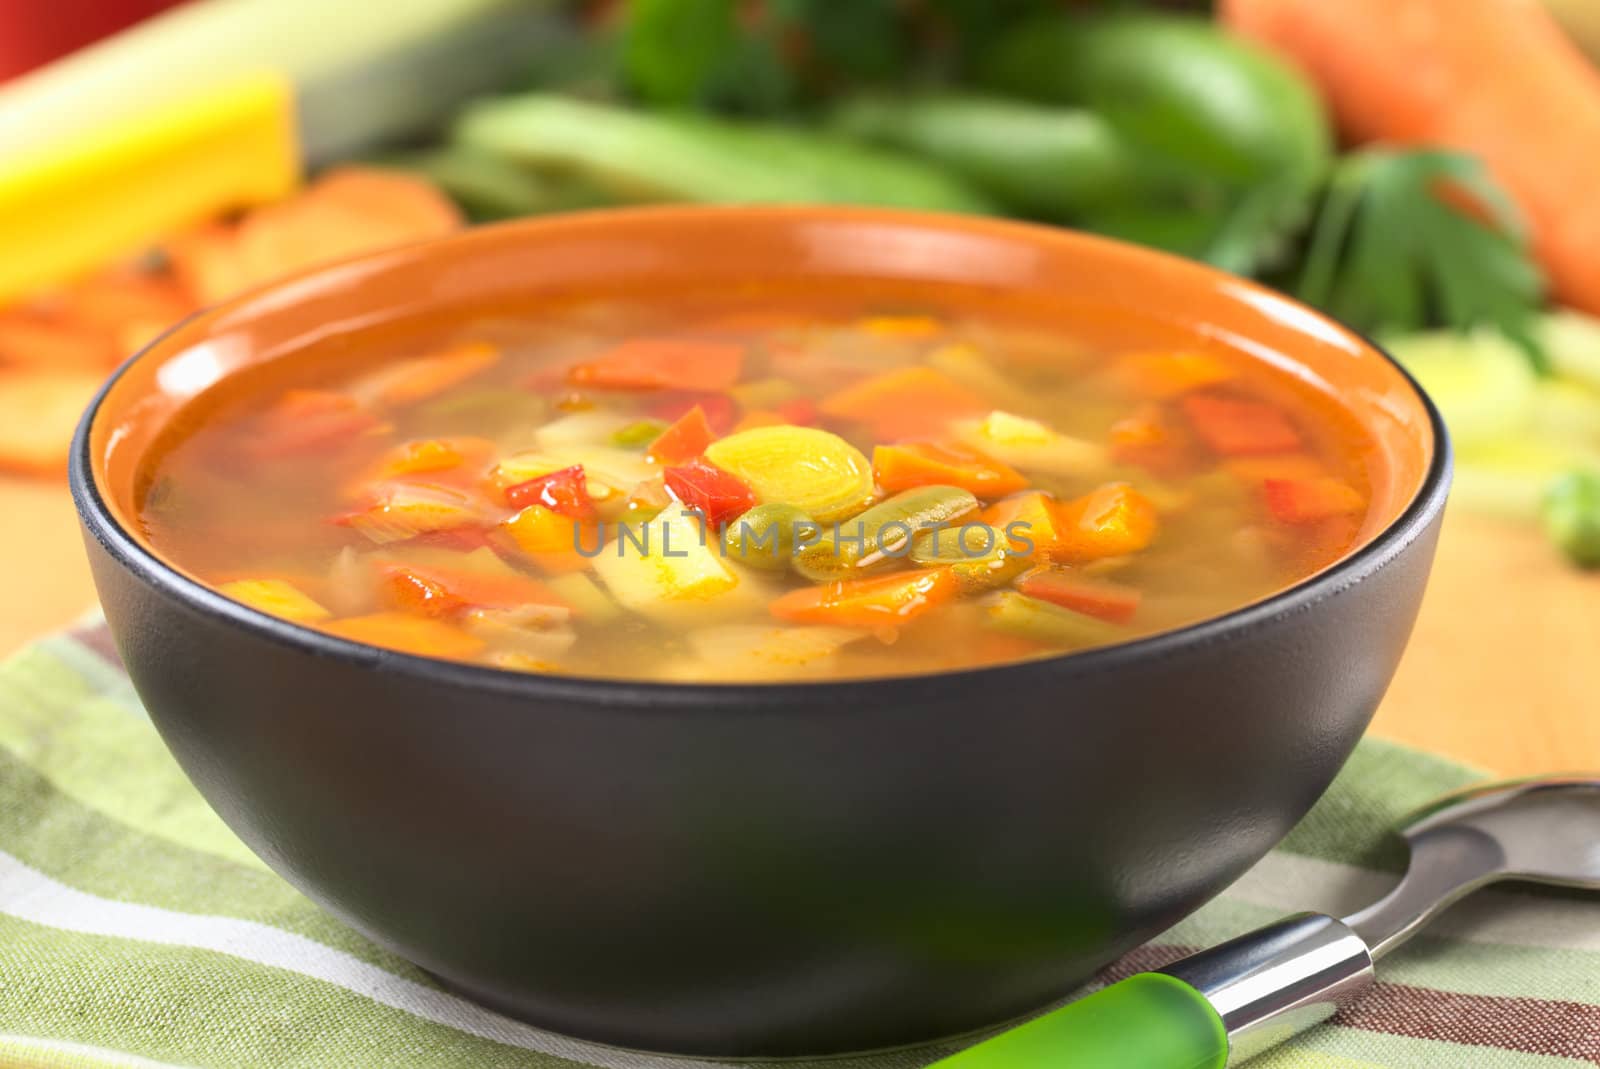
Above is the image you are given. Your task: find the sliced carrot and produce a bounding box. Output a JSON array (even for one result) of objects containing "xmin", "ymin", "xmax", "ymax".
[
  {"xmin": 215, "ymin": 578, "xmax": 332, "ymax": 623},
  {"xmin": 353, "ymin": 341, "xmax": 501, "ymax": 409},
  {"xmin": 1263, "ymin": 477, "xmax": 1367, "ymax": 524},
  {"xmin": 570, "ymin": 338, "xmax": 745, "ymax": 392},
  {"xmin": 0, "ymin": 370, "xmax": 104, "ymax": 474},
  {"xmin": 647, "ymin": 404, "xmax": 718, "ymax": 464},
  {"xmin": 501, "ymin": 504, "xmax": 587, "ymax": 556},
  {"xmin": 1051, "ymin": 483, "xmax": 1160, "ymax": 562},
  {"xmin": 1225, "ymin": 453, "xmax": 1327, "ymax": 485},
  {"xmin": 57, "ymin": 269, "xmax": 193, "ymax": 354},
  {"xmin": 319, "ymin": 612, "xmax": 485, "ymax": 659},
  {"xmin": 858, "ymin": 314, "xmax": 944, "ymax": 339},
  {"xmin": 234, "ymin": 167, "xmax": 461, "ymax": 287},
  {"xmin": 1113, "ymin": 350, "xmax": 1237, "ymax": 399},
  {"xmin": 1181, "ymin": 394, "xmax": 1302, "ymax": 456},
  {"xmin": 246, "ymin": 389, "xmax": 390, "ymax": 460},
  {"xmin": 980, "ymin": 491, "xmax": 1062, "ymax": 557},
  {"xmin": 771, "ymin": 568, "xmax": 958, "ymax": 629},
  {"xmin": 164, "ymin": 222, "xmax": 252, "ymax": 305},
  {"xmin": 1016, "ymin": 567, "xmax": 1142, "ymax": 624},
  {"xmin": 0, "ymin": 314, "xmax": 117, "ymax": 371},
  {"xmin": 819, "ymin": 367, "xmax": 988, "ymax": 440},
  {"xmin": 874, "ymin": 441, "xmax": 1029, "ymax": 498}
]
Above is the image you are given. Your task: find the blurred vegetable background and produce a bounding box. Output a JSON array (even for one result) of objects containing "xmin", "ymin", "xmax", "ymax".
[{"xmin": 4, "ymin": 0, "xmax": 1600, "ymax": 567}]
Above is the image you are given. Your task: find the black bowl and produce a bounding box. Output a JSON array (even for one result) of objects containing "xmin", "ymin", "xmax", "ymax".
[{"xmin": 71, "ymin": 207, "xmax": 1449, "ymax": 1056}]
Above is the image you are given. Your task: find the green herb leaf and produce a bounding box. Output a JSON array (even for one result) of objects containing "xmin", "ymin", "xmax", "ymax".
[{"xmin": 1296, "ymin": 149, "xmax": 1546, "ymax": 369}]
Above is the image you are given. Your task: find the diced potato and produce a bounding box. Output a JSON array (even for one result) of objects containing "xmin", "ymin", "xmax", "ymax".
[
  {"xmin": 534, "ymin": 410, "xmax": 636, "ymax": 451},
  {"xmin": 685, "ymin": 625, "xmax": 868, "ymax": 678},
  {"xmin": 592, "ymin": 508, "xmax": 742, "ymax": 620},
  {"xmin": 956, "ymin": 411, "xmax": 1107, "ymax": 475},
  {"xmin": 216, "ymin": 579, "xmax": 331, "ymax": 623},
  {"xmin": 546, "ymin": 572, "xmax": 623, "ymax": 624}
]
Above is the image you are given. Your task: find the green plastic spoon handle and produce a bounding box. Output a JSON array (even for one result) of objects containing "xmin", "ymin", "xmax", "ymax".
[{"xmin": 930, "ymin": 973, "xmax": 1227, "ymax": 1069}]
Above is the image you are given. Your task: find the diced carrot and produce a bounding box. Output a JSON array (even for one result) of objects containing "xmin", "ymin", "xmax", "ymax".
[
  {"xmin": 0, "ymin": 313, "xmax": 117, "ymax": 371},
  {"xmin": 1108, "ymin": 403, "xmax": 1196, "ymax": 477},
  {"xmin": 234, "ymin": 167, "xmax": 461, "ymax": 288},
  {"xmin": 353, "ymin": 341, "xmax": 501, "ymax": 409},
  {"xmin": 373, "ymin": 437, "xmax": 496, "ymax": 481},
  {"xmin": 1114, "ymin": 350, "xmax": 1237, "ymax": 399},
  {"xmin": 819, "ymin": 367, "xmax": 988, "ymax": 440},
  {"xmin": 647, "ymin": 391, "xmax": 739, "ymax": 432},
  {"xmin": 165, "ymin": 222, "xmax": 251, "ymax": 305},
  {"xmin": 874, "ymin": 441, "xmax": 1030, "ymax": 498},
  {"xmin": 858, "ymin": 314, "xmax": 944, "ymax": 339},
  {"xmin": 248, "ymin": 389, "xmax": 391, "ymax": 460},
  {"xmin": 501, "ymin": 504, "xmax": 585, "ymax": 555},
  {"xmin": 570, "ymin": 338, "xmax": 745, "ymax": 392},
  {"xmin": 980, "ymin": 491, "xmax": 1062, "ymax": 557},
  {"xmin": 731, "ymin": 409, "xmax": 788, "ymax": 432},
  {"xmin": 1263, "ymin": 477, "xmax": 1367, "ymax": 524},
  {"xmin": 1225, "ymin": 453, "xmax": 1327, "ymax": 486},
  {"xmin": 647, "ymin": 404, "xmax": 718, "ymax": 464},
  {"xmin": 215, "ymin": 578, "xmax": 332, "ymax": 623},
  {"xmin": 771, "ymin": 568, "xmax": 958, "ymax": 629},
  {"xmin": 378, "ymin": 561, "xmax": 569, "ymax": 618},
  {"xmin": 319, "ymin": 612, "xmax": 485, "ymax": 659},
  {"xmin": 0, "ymin": 370, "xmax": 110, "ymax": 474},
  {"xmin": 1181, "ymin": 394, "xmax": 1303, "ymax": 456},
  {"xmin": 1016, "ymin": 567, "xmax": 1142, "ymax": 624},
  {"xmin": 775, "ymin": 397, "xmax": 818, "ymax": 425},
  {"xmin": 1051, "ymin": 483, "xmax": 1160, "ymax": 562}
]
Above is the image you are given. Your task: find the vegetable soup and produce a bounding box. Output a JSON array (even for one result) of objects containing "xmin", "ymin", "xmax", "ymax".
[{"xmin": 136, "ymin": 293, "xmax": 1378, "ymax": 681}]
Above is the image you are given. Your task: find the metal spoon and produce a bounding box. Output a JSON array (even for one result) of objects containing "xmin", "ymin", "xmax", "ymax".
[{"xmin": 933, "ymin": 775, "xmax": 1600, "ymax": 1069}]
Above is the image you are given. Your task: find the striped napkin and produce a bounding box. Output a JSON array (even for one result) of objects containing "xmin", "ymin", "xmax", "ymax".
[{"xmin": 1, "ymin": 616, "xmax": 1596, "ymax": 1069}]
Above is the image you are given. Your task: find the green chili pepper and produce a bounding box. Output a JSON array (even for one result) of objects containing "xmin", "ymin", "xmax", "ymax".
[
  {"xmin": 829, "ymin": 92, "xmax": 1134, "ymax": 221},
  {"xmin": 455, "ymin": 95, "xmax": 996, "ymax": 214},
  {"xmin": 1543, "ymin": 470, "xmax": 1600, "ymax": 568}
]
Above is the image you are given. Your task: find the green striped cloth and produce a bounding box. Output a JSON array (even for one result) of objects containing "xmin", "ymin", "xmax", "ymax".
[{"xmin": 2, "ymin": 617, "xmax": 1597, "ymax": 1069}]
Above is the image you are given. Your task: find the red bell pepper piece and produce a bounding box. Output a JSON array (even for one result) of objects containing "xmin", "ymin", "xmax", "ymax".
[
  {"xmin": 1016, "ymin": 568, "xmax": 1142, "ymax": 624},
  {"xmin": 504, "ymin": 465, "xmax": 596, "ymax": 521},
  {"xmin": 663, "ymin": 457, "xmax": 757, "ymax": 527},
  {"xmin": 1263, "ymin": 477, "xmax": 1367, "ymax": 524},
  {"xmin": 1180, "ymin": 393, "xmax": 1302, "ymax": 456},
  {"xmin": 648, "ymin": 391, "xmax": 738, "ymax": 433},
  {"xmin": 775, "ymin": 397, "xmax": 818, "ymax": 426},
  {"xmin": 570, "ymin": 338, "xmax": 744, "ymax": 391}
]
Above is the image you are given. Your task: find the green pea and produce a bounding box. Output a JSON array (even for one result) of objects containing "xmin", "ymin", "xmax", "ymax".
[
  {"xmin": 1543, "ymin": 470, "xmax": 1600, "ymax": 569},
  {"xmin": 722, "ymin": 504, "xmax": 816, "ymax": 571},
  {"xmin": 793, "ymin": 485, "xmax": 979, "ymax": 582},
  {"xmin": 612, "ymin": 419, "xmax": 669, "ymax": 449}
]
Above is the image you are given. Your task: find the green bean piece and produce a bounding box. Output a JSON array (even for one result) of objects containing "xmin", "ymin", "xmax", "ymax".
[
  {"xmin": 911, "ymin": 522, "xmax": 1031, "ymax": 592},
  {"xmin": 455, "ymin": 95, "xmax": 996, "ymax": 213},
  {"xmin": 612, "ymin": 419, "xmax": 669, "ymax": 449},
  {"xmin": 723, "ymin": 504, "xmax": 816, "ymax": 571},
  {"xmin": 985, "ymin": 591, "xmax": 1124, "ymax": 648},
  {"xmin": 793, "ymin": 485, "xmax": 979, "ymax": 582},
  {"xmin": 1543, "ymin": 470, "xmax": 1600, "ymax": 568}
]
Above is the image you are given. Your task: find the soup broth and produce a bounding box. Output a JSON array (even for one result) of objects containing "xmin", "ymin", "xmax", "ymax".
[{"xmin": 137, "ymin": 291, "xmax": 1378, "ymax": 681}]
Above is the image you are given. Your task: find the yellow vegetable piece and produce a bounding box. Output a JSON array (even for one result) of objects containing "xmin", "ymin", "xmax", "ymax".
[
  {"xmin": 216, "ymin": 578, "xmax": 330, "ymax": 623},
  {"xmin": 956, "ymin": 411, "xmax": 1108, "ymax": 475},
  {"xmin": 703, "ymin": 426, "xmax": 876, "ymax": 523},
  {"xmin": 592, "ymin": 508, "xmax": 741, "ymax": 620}
]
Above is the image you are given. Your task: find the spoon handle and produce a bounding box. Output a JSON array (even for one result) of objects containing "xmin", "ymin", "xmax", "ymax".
[
  {"xmin": 932, "ymin": 914, "xmax": 1373, "ymax": 1068},
  {"xmin": 928, "ymin": 972, "xmax": 1228, "ymax": 1069}
]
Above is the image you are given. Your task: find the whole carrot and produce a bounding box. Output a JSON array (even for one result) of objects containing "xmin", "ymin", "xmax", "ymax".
[{"xmin": 1222, "ymin": 0, "xmax": 1600, "ymax": 315}]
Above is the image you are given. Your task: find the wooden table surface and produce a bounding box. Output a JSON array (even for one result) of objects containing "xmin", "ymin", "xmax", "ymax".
[{"xmin": 4, "ymin": 474, "xmax": 1597, "ymax": 775}]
